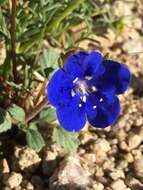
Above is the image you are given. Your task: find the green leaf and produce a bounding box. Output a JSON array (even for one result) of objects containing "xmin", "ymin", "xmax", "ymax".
[
  {"xmin": 8, "ymin": 104, "xmax": 25, "ymax": 123},
  {"xmin": 0, "ymin": 7, "xmax": 9, "ymax": 38},
  {"xmin": 0, "ymin": 0, "xmax": 5, "ymax": 5},
  {"xmin": 39, "ymin": 107, "xmax": 56, "ymax": 123},
  {"xmin": 53, "ymin": 127, "xmax": 80, "ymax": 155},
  {"xmin": 0, "ymin": 108, "xmax": 12, "ymax": 133},
  {"xmin": 46, "ymin": 0, "xmax": 85, "ymax": 33},
  {"xmin": 26, "ymin": 123, "xmax": 45, "ymax": 152},
  {"xmin": 39, "ymin": 48, "xmax": 59, "ymax": 78}
]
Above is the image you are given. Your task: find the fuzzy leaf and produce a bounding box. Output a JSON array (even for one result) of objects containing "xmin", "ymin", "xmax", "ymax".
[
  {"xmin": 39, "ymin": 107, "xmax": 56, "ymax": 123},
  {"xmin": 0, "ymin": 108, "xmax": 12, "ymax": 133},
  {"xmin": 8, "ymin": 104, "xmax": 25, "ymax": 123},
  {"xmin": 26, "ymin": 123, "xmax": 45, "ymax": 152},
  {"xmin": 39, "ymin": 48, "xmax": 59, "ymax": 78},
  {"xmin": 53, "ymin": 127, "xmax": 80, "ymax": 155}
]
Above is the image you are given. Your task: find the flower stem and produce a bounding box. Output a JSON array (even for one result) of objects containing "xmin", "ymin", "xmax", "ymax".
[
  {"xmin": 11, "ymin": 0, "xmax": 17, "ymax": 82},
  {"xmin": 25, "ymin": 97, "xmax": 48, "ymax": 123}
]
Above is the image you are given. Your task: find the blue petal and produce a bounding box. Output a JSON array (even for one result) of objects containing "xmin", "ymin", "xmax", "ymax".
[
  {"xmin": 82, "ymin": 51, "xmax": 104, "ymax": 76},
  {"xmin": 86, "ymin": 92, "xmax": 120, "ymax": 128},
  {"xmin": 94, "ymin": 60, "xmax": 131, "ymax": 94},
  {"xmin": 64, "ymin": 52, "xmax": 88, "ymax": 79},
  {"xmin": 56, "ymin": 96, "xmax": 86, "ymax": 132},
  {"xmin": 47, "ymin": 69, "xmax": 73, "ymax": 107}
]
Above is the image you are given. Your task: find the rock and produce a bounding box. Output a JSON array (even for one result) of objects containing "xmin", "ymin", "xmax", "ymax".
[
  {"xmin": 123, "ymin": 39, "xmax": 143, "ymax": 54},
  {"xmin": 95, "ymin": 167, "xmax": 104, "ymax": 177},
  {"xmin": 49, "ymin": 156, "xmax": 90, "ymax": 190},
  {"xmin": 119, "ymin": 141, "xmax": 129, "ymax": 151},
  {"xmin": 124, "ymin": 153, "xmax": 134, "ymax": 163},
  {"xmin": 116, "ymin": 129, "xmax": 126, "ymax": 141},
  {"xmin": 102, "ymin": 159, "xmax": 115, "ymax": 171},
  {"xmin": 117, "ymin": 160, "xmax": 128, "ymax": 170},
  {"xmin": 31, "ymin": 176, "xmax": 44, "ymax": 189},
  {"xmin": 138, "ymin": 127, "xmax": 143, "ymax": 139},
  {"xmin": 112, "ymin": 1, "xmax": 132, "ymax": 16},
  {"xmin": 127, "ymin": 134, "xmax": 141, "ymax": 150},
  {"xmin": 111, "ymin": 179, "xmax": 127, "ymax": 190},
  {"xmin": 3, "ymin": 172, "xmax": 22, "ymax": 189},
  {"xmin": 134, "ymin": 157, "xmax": 143, "ymax": 180},
  {"xmin": 0, "ymin": 159, "xmax": 10, "ymax": 174},
  {"xmin": 26, "ymin": 182, "xmax": 34, "ymax": 190},
  {"xmin": 14, "ymin": 186, "xmax": 22, "ymax": 190},
  {"xmin": 93, "ymin": 182, "xmax": 104, "ymax": 190},
  {"xmin": 109, "ymin": 170, "xmax": 125, "ymax": 180},
  {"xmin": 93, "ymin": 139, "xmax": 111, "ymax": 164},
  {"xmin": 12, "ymin": 146, "xmax": 41, "ymax": 172},
  {"xmin": 94, "ymin": 139, "xmax": 111, "ymax": 153},
  {"xmin": 133, "ymin": 17, "xmax": 142, "ymax": 30},
  {"xmin": 126, "ymin": 177, "xmax": 143, "ymax": 189},
  {"xmin": 132, "ymin": 149, "xmax": 142, "ymax": 159}
]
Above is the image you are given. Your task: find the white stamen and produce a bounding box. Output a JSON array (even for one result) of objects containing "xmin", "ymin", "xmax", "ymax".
[
  {"xmin": 73, "ymin": 77, "xmax": 79, "ymax": 83},
  {"xmin": 85, "ymin": 76, "xmax": 93, "ymax": 80},
  {"xmin": 100, "ymin": 98, "xmax": 103, "ymax": 102},
  {"xmin": 71, "ymin": 89, "xmax": 76, "ymax": 97},
  {"xmin": 79, "ymin": 103, "xmax": 82, "ymax": 107},
  {"xmin": 93, "ymin": 105, "xmax": 97, "ymax": 109},
  {"xmin": 82, "ymin": 95, "xmax": 86, "ymax": 103}
]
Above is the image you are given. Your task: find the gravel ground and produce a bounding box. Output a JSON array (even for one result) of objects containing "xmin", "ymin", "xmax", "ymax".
[{"xmin": 1, "ymin": 0, "xmax": 143, "ymax": 189}]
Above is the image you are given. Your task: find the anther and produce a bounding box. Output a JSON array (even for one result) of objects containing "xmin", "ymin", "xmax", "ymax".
[
  {"xmin": 91, "ymin": 86, "xmax": 96, "ymax": 92},
  {"xmin": 100, "ymin": 98, "xmax": 103, "ymax": 102},
  {"xmin": 93, "ymin": 105, "xmax": 97, "ymax": 109},
  {"xmin": 79, "ymin": 103, "xmax": 82, "ymax": 107}
]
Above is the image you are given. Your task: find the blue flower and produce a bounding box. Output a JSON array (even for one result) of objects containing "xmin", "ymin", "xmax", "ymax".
[{"xmin": 47, "ymin": 51, "xmax": 131, "ymax": 132}]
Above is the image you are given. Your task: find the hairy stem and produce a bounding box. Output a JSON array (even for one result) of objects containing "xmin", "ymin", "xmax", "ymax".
[
  {"xmin": 11, "ymin": 0, "xmax": 17, "ymax": 82},
  {"xmin": 25, "ymin": 97, "xmax": 48, "ymax": 123}
]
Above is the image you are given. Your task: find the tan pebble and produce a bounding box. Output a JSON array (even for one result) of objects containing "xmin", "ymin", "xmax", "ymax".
[
  {"xmin": 49, "ymin": 156, "xmax": 90, "ymax": 189},
  {"xmin": 138, "ymin": 127, "xmax": 143, "ymax": 139},
  {"xmin": 125, "ymin": 153, "xmax": 134, "ymax": 163},
  {"xmin": 133, "ymin": 18, "xmax": 142, "ymax": 29},
  {"xmin": 111, "ymin": 179, "xmax": 127, "ymax": 190},
  {"xmin": 26, "ymin": 182, "xmax": 34, "ymax": 190},
  {"xmin": 126, "ymin": 177, "xmax": 143, "ymax": 188},
  {"xmin": 134, "ymin": 157, "xmax": 143, "ymax": 179},
  {"xmin": 109, "ymin": 170, "xmax": 125, "ymax": 180},
  {"xmin": 84, "ymin": 153, "xmax": 96, "ymax": 163},
  {"xmin": 3, "ymin": 172, "xmax": 22, "ymax": 189},
  {"xmin": 117, "ymin": 160, "xmax": 128, "ymax": 170},
  {"xmin": 93, "ymin": 182, "xmax": 104, "ymax": 190},
  {"xmin": 128, "ymin": 134, "xmax": 142, "ymax": 150},
  {"xmin": 116, "ymin": 129, "xmax": 126, "ymax": 141},
  {"xmin": 132, "ymin": 149, "xmax": 142, "ymax": 159},
  {"xmin": 13, "ymin": 146, "xmax": 41, "ymax": 171},
  {"xmin": 95, "ymin": 168, "xmax": 104, "ymax": 177},
  {"xmin": 102, "ymin": 159, "xmax": 115, "ymax": 171},
  {"xmin": 0, "ymin": 159, "xmax": 10, "ymax": 174},
  {"xmin": 120, "ymin": 141, "xmax": 129, "ymax": 151},
  {"xmin": 94, "ymin": 139, "xmax": 111, "ymax": 153}
]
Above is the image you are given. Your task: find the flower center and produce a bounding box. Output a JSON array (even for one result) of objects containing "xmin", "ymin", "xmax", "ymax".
[
  {"xmin": 76, "ymin": 81, "xmax": 88, "ymax": 95},
  {"xmin": 72, "ymin": 77, "xmax": 96, "ymax": 97}
]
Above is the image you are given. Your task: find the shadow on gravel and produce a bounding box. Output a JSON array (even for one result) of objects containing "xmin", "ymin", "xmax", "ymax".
[
  {"xmin": 131, "ymin": 184, "xmax": 143, "ymax": 190},
  {"xmin": 131, "ymin": 74, "xmax": 143, "ymax": 97}
]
